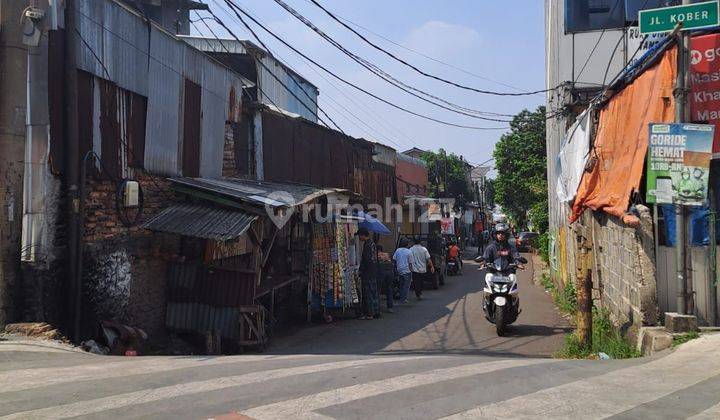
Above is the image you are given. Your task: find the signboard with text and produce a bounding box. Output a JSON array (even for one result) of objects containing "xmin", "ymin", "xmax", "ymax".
[
  {"xmin": 690, "ymin": 33, "xmax": 720, "ymax": 155},
  {"xmin": 639, "ymin": 1, "xmax": 719, "ymax": 34},
  {"xmin": 440, "ymin": 218, "xmax": 454, "ymax": 235},
  {"xmin": 646, "ymin": 123, "xmax": 714, "ymax": 205}
]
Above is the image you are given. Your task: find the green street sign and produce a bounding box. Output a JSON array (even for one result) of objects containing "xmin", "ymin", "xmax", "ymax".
[{"xmin": 639, "ymin": 1, "xmax": 720, "ymax": 34}]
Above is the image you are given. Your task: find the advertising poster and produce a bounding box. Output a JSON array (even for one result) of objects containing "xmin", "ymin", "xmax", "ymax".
[
  {"xmin": 440, "ymin": 217, "xmax": 455, "ymax": 235},
  {"xmin": 646, "ymin": 123, "xmax": 714, "ymax": 206},
  {"xmin": 690, "ymin": 33, "xmax": 720, "ymax": 155}
]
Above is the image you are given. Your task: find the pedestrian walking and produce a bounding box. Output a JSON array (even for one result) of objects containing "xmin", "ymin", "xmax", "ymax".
[
  {"xmin": 410, "ymin": 239, "xmax": 434, "ymax": 300},
  {"xmin": 357, "ymin": 228, "xmax": 379, "ymax": 319},
  {"xmin": 392, "ymin": 238, "xmax": 414, "ymax": 304},
  {"xmin": 376, "ymin": 245, "xmax": 395, "ymax": 313}
]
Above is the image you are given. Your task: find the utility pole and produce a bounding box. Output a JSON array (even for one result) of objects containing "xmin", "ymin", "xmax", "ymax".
[
  {"xmin": 0, "ymin": 0, "xmax": 30, "ymax": 326},
  {"xmin": 65, "ymin": 0, "xmax": 82, "ymax": 341},
  {"xmin": 443, "ymin": 152, "xmax": 448, "ymax": 197},
  {"xmin": 674, "ymin": 3, "xmax": 690, "ymax": 315},
  {"xmin": 575, "ymin": 218, "xmax": 593, "ymax": 349}
]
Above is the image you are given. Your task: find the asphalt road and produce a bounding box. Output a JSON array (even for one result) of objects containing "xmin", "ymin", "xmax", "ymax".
[
  {"xmin": 3, "ymin": 255, "xmax": 720, "ymax": 419},
  {"xmin": 268, "ymin": 253, "xmax": 569, "ymax": 357}
]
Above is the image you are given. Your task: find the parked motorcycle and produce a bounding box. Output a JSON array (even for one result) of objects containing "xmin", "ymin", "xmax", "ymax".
[{"xmin": 475, "ymin": 254, "xmax": 528, "ymax": 336}]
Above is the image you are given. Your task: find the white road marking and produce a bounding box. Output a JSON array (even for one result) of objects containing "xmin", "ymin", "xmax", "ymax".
[
  {"xmin": 0, "ymin": 356, "xmax": 426, "ymax": 420},
  {"xmin": 242, "ymin": 358, "xmax": 555, "ymax": 419},
  {"xmin": 441, "ymin": 335, "xmax": 720, "ymax": 419},
  {"xmin": 688, "ymin": 402, "xmax": 720, "ymax": 420},
  {"xmin": 0, "ymin": 353, "xmax": 306, "ymax": 393}
]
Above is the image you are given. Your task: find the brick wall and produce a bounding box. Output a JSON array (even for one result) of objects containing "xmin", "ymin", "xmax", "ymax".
[
  {"xmin": 81, "ymin": 170, "xmax": 181, "ymax": 337},
  {"xmin": 223, "ymin": 123, "xmax": 236, "ymax": 178},
  {"xmin": 591, "ymin": 205, "xmax": 659, "ymax": 328}
]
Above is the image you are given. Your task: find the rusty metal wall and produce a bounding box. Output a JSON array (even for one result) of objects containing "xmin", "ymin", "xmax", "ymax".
[
  {"xmin": 260, "ymin": 110, "xmax": 395, "ymax": 204},
  {"xmin": 74, "ymin": 0, "xmax": 245, "ymax": 178},
  {"xmin": 165, "ymin": 262, "xmax": 255, "ymax": 339},
  {"xmin": 182, "ymin": 79, "xmax": 202, "ymax": 178}
]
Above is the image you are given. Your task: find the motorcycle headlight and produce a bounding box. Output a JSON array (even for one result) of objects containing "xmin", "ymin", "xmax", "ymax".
[{"xmin": 492, "ymin": 283, "xmax": 508, "ymax": 293}]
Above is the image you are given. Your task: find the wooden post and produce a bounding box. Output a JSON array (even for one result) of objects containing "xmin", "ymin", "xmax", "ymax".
[{"xmin": 575, "ymin": 222, "xmax": 593, "ymax": 349}]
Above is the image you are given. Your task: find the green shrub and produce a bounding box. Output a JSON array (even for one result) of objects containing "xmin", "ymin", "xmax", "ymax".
[
  {"xmin": 538, "ymin": 232, "xmax": 550, "ymax": 263},
  {"xmin": 556, "ymin": 308, "xmax": 640, "ymax": 359},
  {"xmin": 672, "ymin": 331, "xmax": 700, "ymax": 348},
  {"xmin": 553, "ymin": 281, "xmax": 577, "ymax": 315},
  {"xmin": 540, "ymin": 273, "xmax": 554, "ymax": 291}
]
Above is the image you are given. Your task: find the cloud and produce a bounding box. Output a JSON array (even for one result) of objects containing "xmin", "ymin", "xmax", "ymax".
[{"xmin": 402, "ymin": 21, "xmax": 482, "ymax": 59}]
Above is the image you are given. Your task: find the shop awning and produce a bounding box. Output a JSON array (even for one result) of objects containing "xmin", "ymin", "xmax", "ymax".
[
  {"xmin": 143, "ymin": 203, "xmax": 257, "ymax": 241},
  {"xmin": 571, "ymin": 47, "xmax": 677, "ymax": 222},
  {"xmin": 170, "ymin": 177, "xmax": 352, "ymax": 209}
]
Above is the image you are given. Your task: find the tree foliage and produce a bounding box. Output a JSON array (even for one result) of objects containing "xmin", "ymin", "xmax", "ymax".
[
  {"xmin": 492, "ymin": 107, "xmax": 547, "ymax": 231},
  {"xmin": 420, "ymin": 149, "xmax": 472, "ymax": 206}
]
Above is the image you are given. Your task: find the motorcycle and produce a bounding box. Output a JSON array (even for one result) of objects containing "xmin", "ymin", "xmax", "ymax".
[
  {"xmin": 475, "ymin": 254, "xmax": 528, "ymax": 336},
  {"xmin": 446, "ymin": 257, "xmax": 460, "ymax": 276}
]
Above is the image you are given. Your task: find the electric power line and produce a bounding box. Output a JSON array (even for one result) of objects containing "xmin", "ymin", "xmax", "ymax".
[
  {"xmin": 315, "ymin": 2, "xmax": 539, "ymax": 95},
  {"xmin": 217, "ymin": 0, "xmax": 509, "ymax": 131},
  {"xmin": 206, "ymin": 1, "xmax": 430, "ymax": 150},
  {"xmin": 306, "ymin": 0, "xmax": 556, "ymax": 97},
  {"xmin": 199, "ymin": 7, "xmax": 405, "ymax": 147},
  {"xmin": 268, "ymin": 0, "xmax": 528, "ymax": 123},
  {"xmin": 192, "ymin": 11, "xmax": 345, "ymax": 133}
]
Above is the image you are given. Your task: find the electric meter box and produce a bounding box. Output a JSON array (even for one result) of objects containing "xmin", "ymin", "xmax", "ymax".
[{"xmin": 124, "ymin": 181, "xmax": 140, "ymax": 207}]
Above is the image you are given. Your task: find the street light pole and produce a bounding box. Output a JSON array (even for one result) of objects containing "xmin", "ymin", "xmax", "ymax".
[{"xmin": 674, "ymin": 1, "xmax": 691, "ymax": 315}]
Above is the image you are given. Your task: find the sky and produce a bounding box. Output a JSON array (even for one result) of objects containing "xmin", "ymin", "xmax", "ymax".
[{"xmin": 195, "ymin": 0, "xmax": 546, "ymax": 168}]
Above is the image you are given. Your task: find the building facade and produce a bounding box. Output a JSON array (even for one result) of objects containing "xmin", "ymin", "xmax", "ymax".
[{"xmin": 546, "ymin": 0, "xmax": 720, "ymax": 328}]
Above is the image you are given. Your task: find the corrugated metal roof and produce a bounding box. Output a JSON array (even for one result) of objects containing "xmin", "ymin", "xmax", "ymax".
[
  {"xmin": 171, "ymin": 177, "xmax": 350, "ymax": 208},
  {"xmin": 143, "ymin": 203, "xmax": 257, "ymax": 240},
  {"xmin": 180, "ymin": 36, "xmax": 250, "ymax": 55}
]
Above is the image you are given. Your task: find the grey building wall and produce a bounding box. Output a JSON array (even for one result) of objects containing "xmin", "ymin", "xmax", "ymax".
[
  {"xmin": 181, "ymin": 37, "xmax": 320, "ymax": 123},
  {"xmin": 544, "ymin": 0, "xmax": 662, "ymax": 327},
  {"xmin": 592, "ymin": 207, "xmax": 659, "ymax": 327}
]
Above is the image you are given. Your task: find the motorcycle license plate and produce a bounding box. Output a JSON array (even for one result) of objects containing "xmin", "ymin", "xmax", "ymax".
[{"xmin": 494, "ymin": 296, "xmax": 507, "ymax": 306}]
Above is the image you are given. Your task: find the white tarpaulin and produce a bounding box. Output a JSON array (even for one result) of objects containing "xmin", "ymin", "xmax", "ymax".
[{"xmin": 556, "ymin": 109, "xmax": 592, "ymax": 202}]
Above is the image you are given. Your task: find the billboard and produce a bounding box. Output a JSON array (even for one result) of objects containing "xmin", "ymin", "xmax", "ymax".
[
  {"xmin": 646, "ymin": 123, "xmax": 714, "ymax": 206},
  {"xmin": 690, "ymin": 33, "xmax": 720, "ymax": 156}
]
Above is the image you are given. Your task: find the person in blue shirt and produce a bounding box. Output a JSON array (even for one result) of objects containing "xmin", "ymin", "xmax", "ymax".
[{"xmin": 392, "ymin": 238, "xmax": 414, "ymax": 304}]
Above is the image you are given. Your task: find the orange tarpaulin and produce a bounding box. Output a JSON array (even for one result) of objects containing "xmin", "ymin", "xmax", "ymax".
[{"xmin": 570, "ymin": 48, "xmax": 677, "ymax": 223}]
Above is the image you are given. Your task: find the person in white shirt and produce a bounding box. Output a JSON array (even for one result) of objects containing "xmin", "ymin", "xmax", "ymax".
[
  {"xmin": 392, "ymin": 238, "xmax": 414, "ymax": 304},
  {"xmin": 409, "ymin": 239, "xmax": 434, "ymax": 301}
]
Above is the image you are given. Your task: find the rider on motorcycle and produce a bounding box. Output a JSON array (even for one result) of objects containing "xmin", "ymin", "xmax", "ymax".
[
  {"xmin": 482, "ymin": 223, "xmax": 524, "ymax": 269},
  {"xmin": 447, "ymin": 240, "xmax": 462, "ymax": 271}
]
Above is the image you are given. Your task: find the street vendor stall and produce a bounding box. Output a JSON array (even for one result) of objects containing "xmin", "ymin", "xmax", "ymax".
[{"xmin": 309, "ymin": 220, "xmax": 361, "ymax": 321}]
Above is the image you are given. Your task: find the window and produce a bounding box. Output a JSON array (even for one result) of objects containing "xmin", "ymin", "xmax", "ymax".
[{"xmin": 566, "ymin": 0, "xmax": 626, "ymax": 32}]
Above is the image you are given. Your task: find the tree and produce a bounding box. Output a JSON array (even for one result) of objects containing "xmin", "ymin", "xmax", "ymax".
[
  {"xmin": 492, "ymin": 107, "xmax": 547, "ymax": 231},
  {"xmin": 420, "ymin": 149, "xmax": 472, "ymax": 207},
  {"xmin": 484, "ymin": 178, "xmax": 496, "ymax": 209}
]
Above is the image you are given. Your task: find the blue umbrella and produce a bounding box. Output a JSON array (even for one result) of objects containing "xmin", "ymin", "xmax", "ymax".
[{"xmin": 356, "ymin": 210, "xmax": 391, "ymax": 235}]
